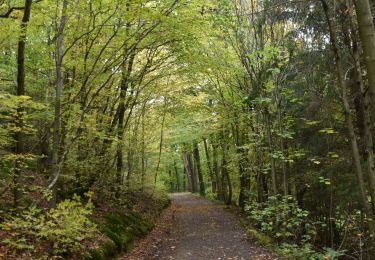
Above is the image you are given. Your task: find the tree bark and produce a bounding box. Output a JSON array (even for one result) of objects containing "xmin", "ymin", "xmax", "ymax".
[
  {"xmin": 174, "ymin": 159, "xmax": 180, "ymax": 192},
  {"xmin": 50, "ymin": 0, "xmax": 68, "ymax": 207},
  {"xmin": 212, "ymin": 143, "xmax": 222, "ymax": 200},
  {"xmin": 353, "ymin": 38, "xmax": 375, "ymax": 211},
  {"xmin": 221, "ymin": 141, "xmax": 232, "ymax": 205},
  {"xmin": 354, "ymin": 0, "xmax": 375, "ymax": 122},
  {"xmin": 182, "ymin": 152, "xmax": 193, "ymax": 191},
  {"xmin": 265, "ymin": 108, "xmax": 277, "ymax": 195},
  {"xmin": 277, "ymin": 104, "xmax": 288, "ymax": 196},
  {"xmin": 116, "ymin": 52, "xmax": 135, "ymax": 194},
  {"xmin": 322, "ymin": 0, "xmax": 375, "ymax": 235},
  {"xmin": 13, "ymin": 0, "xmax": 33, "ymax": 208},
  {"xmin": 203, "ymin": 138, "xmax": 216, "ymax": 193},
  {"xmin": 193, "ymin": 141, "xmax": 205, "ymax": 196}
]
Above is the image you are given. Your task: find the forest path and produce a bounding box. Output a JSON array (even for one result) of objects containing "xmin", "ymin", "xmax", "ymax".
[{"xmin": 123, "ymin": 193, "xmax": 277, "ymax": 260}]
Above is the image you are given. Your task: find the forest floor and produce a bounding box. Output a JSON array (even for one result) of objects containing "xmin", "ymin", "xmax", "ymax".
[{"xmin": 122, "ymin": 193, "xmax": 277, "ymax": 260}]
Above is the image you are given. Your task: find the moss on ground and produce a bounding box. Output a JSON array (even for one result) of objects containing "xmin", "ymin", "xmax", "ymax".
[{"xmin": 85, "ymin": 196, "xmax": 169, "ymax": 260}]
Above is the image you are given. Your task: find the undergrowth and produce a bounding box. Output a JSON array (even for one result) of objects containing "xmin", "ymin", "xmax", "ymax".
[
  {"xmin": 244, "ymin": 194, "xmax": 345, "ymax": 259},
  {"xmin": 0, "ymin": 189, "xmax": 170, "ymax": 259}
]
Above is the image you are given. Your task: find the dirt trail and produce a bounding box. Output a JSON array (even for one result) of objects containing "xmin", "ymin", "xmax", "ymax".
[{"xmin": 123, "ymin": 193, "xmax": 277, "ymax": 260}]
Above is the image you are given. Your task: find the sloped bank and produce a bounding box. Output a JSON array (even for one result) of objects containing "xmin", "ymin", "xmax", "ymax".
[{"xmin": 85, "ymin": 191, "xmax": 170, "ymax": 260}]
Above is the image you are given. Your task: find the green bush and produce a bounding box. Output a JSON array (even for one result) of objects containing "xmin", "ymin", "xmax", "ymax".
[
  {"xmin": 245, "ymin": 195, "xmax": 344, "ymax": 258},
  {"xmin": 1, "ymin": 193, "xmax": 97, "ymax": 255},
  {"xmin": 278, "ymin": 243, "xmax": 344, "ymax": 259},
  {"xmin": 245, "ymin": 195, "xmax": 318, "ymax": 243}
]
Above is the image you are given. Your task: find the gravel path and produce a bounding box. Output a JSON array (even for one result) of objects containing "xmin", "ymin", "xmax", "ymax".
[{"xmin": 123, "ymin": 193, "xmax": 277, "ymax": 260}]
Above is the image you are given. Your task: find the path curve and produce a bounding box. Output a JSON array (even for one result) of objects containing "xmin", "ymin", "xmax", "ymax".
[{"xmin": 123, "ymin": 193, "xmax": 277, "ymax": 260}]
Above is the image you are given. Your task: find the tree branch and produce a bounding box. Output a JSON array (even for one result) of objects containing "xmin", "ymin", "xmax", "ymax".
[{"xmin": 0, "ymin": 6, "xmax": 24, "ymax": 18}]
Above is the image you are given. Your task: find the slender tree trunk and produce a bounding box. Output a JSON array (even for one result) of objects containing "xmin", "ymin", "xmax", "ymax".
[
  {"xmin": 141, "ymin": 106, "xmax": 146, "ymax": 190},
  {"xmin": 193, "ymin": 141, "xmax": 205, "ymax": 196},
  {"xmin": 50, "ymin": 0, "xmax": 68, "ymax": 207},
  {"xmin": 153, "ymin": 102, "xmax": 167, "ymax": 186},
  {"xmin": 254, "ymin": 112, "xmax": 267, "ymax": 202},
  {"xmin": 188, "ymin": 152, "xmax": 198, "ymax": 193},
  {"xmin": 182, "ymin": 152, "xmax": 192, "ymax": 191},
  {"xmin": 127, "ymin": 149, "xmax": 133, "ymax": 183},
  {"xmin": 168, "ymin": 169, "xmax": 173, "ymax": 192},
  {"xmin": 265, "ymin": 108, "xmax": 277, "ymax": 195},
  {"xmin": 212, "ymin": 143, "xmax": 222, "ymax": 199},
  {"xmin": 237, "ymin": 129, "xmax": 251, "ymax": 208},
  {"xmin": 222, "ymin": 141, "xmax": 232, "ymax": 205},
  {"xmin": 184, "ymin": 168, "xmax": 188, "ymax": 191},
  {"xmin": 116, "ymin": 53, "xmax": 135, "ymax": 194},
  {"xmin": 174, "ymin": 159, "xmax": 180, "ymax": 192},
  {"xmin": 277, "ymin": 104, "xmax": 288, "ymax": 196},
  {"xmin": 13, "ymin": 0, "xmax": 33, "ymax": 207},
  {"xmin": 203, "ymin": 138, "xmax": 216, "ymax": 193}
]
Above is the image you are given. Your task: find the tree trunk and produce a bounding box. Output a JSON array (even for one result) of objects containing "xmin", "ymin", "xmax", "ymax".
[
  {"xmin": 182, "ymin": 151, "xmax": 193, "ymax": 192},
  {"xmin": 13, "ymin": 0, "xmax": 33, "ymax": 208},
  {"xmin": 222, "ymin": 142, "xmax": 232, "ymax": 205},
  {"xmin": 116, "ymin": 53, "xmax": 135, "ymax": 194},
  {"xmin": 277, "ymin": 105, "xmax": 288, "ymax": 196},
  {"xmin": 141, "ymin": 103, "xmax": 147, "ymax": 190},
  {"xmin": 354, "ymin": 0, "xmax": 375, "ymax": 122},
  {"xmin": 193, "ymin": 141, "xmax": 205, "ymax": 196},
  {"xmin": 265, "ymin": 108, "xmax": 277, "ymax": 195},
  {"xmin": 322, "ymin": 0, "xmax": 375, "ymax": 235},
  {"xmin": 168, "ymin": 169, "xmax": 173, "ymax": 192},
  {"xmin": 50, "ymin": 0, "xmax": 68, "ymax": 207},
  {"xmin": 183, "ymin": 167, "xmax": 188, "ymax": 191},
  {"xmin": 153, "ymin": 102, "xmax": 167, "ymax": 187},
  {"xmin": 353, "ymin": 38, "xmax": 375, "ymax": 211},
  {"xmin": 188, "ymin": 152, "xmax": 198, "ymax": 193},
  {"xmin": 237, "ymin": 129, "xmax": 251, "ymax": 208},
  {"xmin": 212, "ymin": 143, "xmax": 222, "ymax": 200},
  {"xmin": 203, "ymin": 138, "xmax": 216, "ymax": 193},
  {"xmin": 174, "ymin": 159, "xmax": 180, "ymax": 192}
]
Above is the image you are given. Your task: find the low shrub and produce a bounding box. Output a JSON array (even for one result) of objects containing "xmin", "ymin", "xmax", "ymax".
[
  {"xmin": 1, "ymin": 193, "xmax": 96, "ymax": 256},
  {"xmin": 245, "ymin": 195, "xmax": 318, "ymax": 243},
  {"xmin": 245, "ymin": 195, "xmax": 344, "ymax": 258}
]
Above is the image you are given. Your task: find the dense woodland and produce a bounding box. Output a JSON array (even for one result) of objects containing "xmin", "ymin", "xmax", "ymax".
[{"xmin": 2, "ymin": 0, "xmax": 375, "ymax": 258}]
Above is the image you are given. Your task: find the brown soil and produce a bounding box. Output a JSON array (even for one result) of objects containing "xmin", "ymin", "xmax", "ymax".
[{"xmin": 123, "ymin": 193, "xmax": 278, "ymax": 260}]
